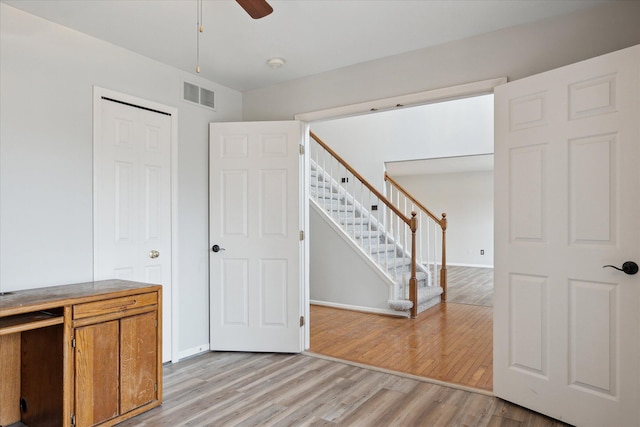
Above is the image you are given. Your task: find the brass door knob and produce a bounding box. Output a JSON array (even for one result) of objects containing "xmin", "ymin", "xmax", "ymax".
[{"xmin": 149, "ymin": 250, "xmax": 160, "ymax": 259}]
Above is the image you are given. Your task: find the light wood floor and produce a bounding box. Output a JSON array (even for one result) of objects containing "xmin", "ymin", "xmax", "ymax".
[
  {"xmin": 310, "ymin": 303, "xmax": 493, "ymax": 391},
  {"xmin": 308, "ymin": 266, "xmax": 494, "ymax": 391},
  {"xmin": 446, "ymin": 265, "xmax": 493, "ymax": 307},
  {"xmin": 119, "ymin": 351, "xmax": 568, "ymax": 426}
]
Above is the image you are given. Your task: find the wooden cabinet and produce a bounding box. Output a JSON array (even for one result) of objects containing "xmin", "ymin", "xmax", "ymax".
[
  {"xmin": 0, "ymin": 280, "xmax": 162, "ymax": 427},
  {"xmin": 74, "ymin": 306, "xmax": 158, "ymax": 426}
]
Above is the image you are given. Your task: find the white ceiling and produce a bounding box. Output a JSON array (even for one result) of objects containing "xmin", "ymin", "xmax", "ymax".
[{"xmin": 2, "ymin": 0, "xmax": 613, "ymax": 92}]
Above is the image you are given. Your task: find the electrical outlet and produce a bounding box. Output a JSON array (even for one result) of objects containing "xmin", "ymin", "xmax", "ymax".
[
  {"xmin": 341, "ymin": 177, "xmax": 349, "ymax": 183},
  {"xmin": 371, "ymin": 205, "xmax": 378, "ymax": 211},
  {"xmin": 480, "ymin": 249, "xmax": 485, "ymax": 255}
]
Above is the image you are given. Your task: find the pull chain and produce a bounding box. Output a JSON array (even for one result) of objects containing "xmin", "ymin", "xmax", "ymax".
[{"xmin": 196, "ymin": 0, "xmax": 203, "ymax": 73}]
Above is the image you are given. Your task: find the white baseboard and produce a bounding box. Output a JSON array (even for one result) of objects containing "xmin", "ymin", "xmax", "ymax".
[
  {"xmin": 310, "ymin": 299, "xmax": 408, "ymax": 318},
  {"xmin": 444, "ymin": 262, "xmax": 494, "ymax": 269},
  {"xmin": 177, "ymin": 344, "xmax": 210, "ymax": 361}
]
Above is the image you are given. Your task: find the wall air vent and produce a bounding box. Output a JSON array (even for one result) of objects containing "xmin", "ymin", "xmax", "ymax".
[
  {"xmin": 183, "ymin": 81, "xmax": 215, "ymax": 110},
  {"xmin": 183, "ymin": 82, "xmax": 199, "ymax": 103}
]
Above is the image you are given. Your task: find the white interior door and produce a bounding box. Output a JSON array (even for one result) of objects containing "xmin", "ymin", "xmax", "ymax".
[
  {"xmin": 95, "ymin": 95, "xmax": 173, "ymax": 362},
  {"xmin": 494, "ymin": 45, "xmax": 640, "ymax": 426},
  {"xmin": 209, "ymin": 121, "xmax": 306, "ymax": 353}
]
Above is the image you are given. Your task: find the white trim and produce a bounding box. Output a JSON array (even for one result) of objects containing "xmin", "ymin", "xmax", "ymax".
[
  {"xmin": 178, "ymin": 344, "xmax": 210, "ymax": 361},
  {"xmin": 447, "ymin": 262, "xmax": 494, "ymax": 269},
  {"xmin": 303, "ymin": 351, "xmax": 493, "ymax": 396},
  {"xmin": 295, "ymin": 77, "xmax": 507, "ymax": 122},
  {"xmin": 310, "ymin": 300, "xmax": 408, "ymax": 318},
  {"xmin": 92, "ymin": 86, "xmax": 179, "ymax": 363},
  {"xmin": 300, "ymin": 122, "xmax": 311, "ymax": 351}
]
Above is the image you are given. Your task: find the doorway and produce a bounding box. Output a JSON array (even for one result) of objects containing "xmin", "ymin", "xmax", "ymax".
[{"xmin": 299, "ymin": 80, "xmax": 499, "ymax": 390}]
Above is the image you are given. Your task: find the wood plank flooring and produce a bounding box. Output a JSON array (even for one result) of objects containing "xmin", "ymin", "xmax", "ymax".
[
  {"xmin": 445, "ymin": 266, "xmax": 493, "ymax": 307},
  {"xmin": 310, "ymin": 303, "xmax": 493, "ymax": 391},
  {"xmin": 118, "ymin": 351, "xmax": 568, "ymax": 426}
]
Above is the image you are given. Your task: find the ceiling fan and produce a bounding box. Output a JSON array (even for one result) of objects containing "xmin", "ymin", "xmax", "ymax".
[
  {"xmin": 195, "ymin": 0, "xmax": 272, "ymax": 73},
  {"xmin": 235, "ymin": 0, "xmax": 273, "ymax": 19}
]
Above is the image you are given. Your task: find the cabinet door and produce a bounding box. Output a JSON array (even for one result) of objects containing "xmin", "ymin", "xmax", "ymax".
[
  {"xmin": 120, "ymin": 311, "xmax": 158, "ymax": 413},
  {"xmin": 75, "ymin": 320, "xmax": 119, "ymax": 426}
]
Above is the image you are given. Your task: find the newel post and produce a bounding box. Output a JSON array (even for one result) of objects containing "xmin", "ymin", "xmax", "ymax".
[
  {"xmin": 409, "ymin": 212, "xmax": 418, "ymax": 319},
  {"xmin": 440, "ymin": 213, "xmax": 448, "ymax": 302}
]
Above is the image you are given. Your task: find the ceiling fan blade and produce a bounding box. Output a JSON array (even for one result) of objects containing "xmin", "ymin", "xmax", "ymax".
[{"xmin": 236, "ymin": 0, "xmax": 273, "ymax": 19}]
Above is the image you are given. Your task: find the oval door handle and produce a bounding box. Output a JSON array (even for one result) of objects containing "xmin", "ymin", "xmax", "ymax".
[
  {"xmin": 212, "ymin": 244, "xmax": 226, "ymax": 253},
  {"xmin": 602, "ymin": 261, "xmax": 638, "ymax": 275},
  {"xmin": 149, "ymin": 250, "xmax": 160, "ymax": 259}
]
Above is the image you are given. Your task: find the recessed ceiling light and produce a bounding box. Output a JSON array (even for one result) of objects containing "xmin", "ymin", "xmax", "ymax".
[{"xmin": 266, "ymin": 57, "xmax": 286, "ymax": 69}]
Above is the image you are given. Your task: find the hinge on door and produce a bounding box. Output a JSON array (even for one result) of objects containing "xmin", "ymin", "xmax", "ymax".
[
  {"xmin": 71, "ymin": 338, "xmax": 76, "ymax": 348},
  {"xmin": 154, "ymin": 383, "xmax": 158, "ymax": 392},
  {"xmin": 299, "ymin": 144, "xmax": 305, "ymax": 155},
  {"xmin": 71, "ymin": 414, "xmax": 76, "ymax": 427},
  {"xmin": 155, "ymin": 319, "xmax": 158, "ymax": 327},
  {"xmin": 299, "ymin": 230, "xmax": 304, "ymax": 241},
  {"xmin": 300, "ymin": 316, "xmax": 305, "ymax": 327}
]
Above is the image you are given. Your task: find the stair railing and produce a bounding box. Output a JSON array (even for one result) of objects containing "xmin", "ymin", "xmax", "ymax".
[
  {"xmin": 310, "ymin": 131, "xmax": 421, "ymax": 318},
  {"xmin": 384, "ymin": 172, "xmax": 448, "ymax": 302}
]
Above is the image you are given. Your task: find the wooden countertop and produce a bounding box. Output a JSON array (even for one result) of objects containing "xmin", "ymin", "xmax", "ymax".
[{"xmin": 0, "ymin": 280, "xmax": 162, "ymax": 317}]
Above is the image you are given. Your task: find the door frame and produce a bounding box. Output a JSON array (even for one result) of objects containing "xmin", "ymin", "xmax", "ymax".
[
  {"xmin": 92, "ymin": 86, "xmax": 179, "ymax": 363},
  {"xmin": 295, "ymin": 77, "xmax": 505, "ymax": 350},
  {"xmin": 295, "ymin": 77, "xmax": 506, "ymax": 122}
]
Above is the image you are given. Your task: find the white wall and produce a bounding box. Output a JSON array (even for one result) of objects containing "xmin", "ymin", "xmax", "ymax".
[
  {"xmin": 310, "ymin": 95, "xmax": 493, "ymax": 190},
  {"xmin": 0, "ymin": 4, "xmax": 242, "ymax": 355},
  {"xmin": 393, "ymin": 171, "xmax": 494, "ymax": 267},
  {"xmin": 310, "ymin": 206, "xmax": 392, "ymax": 312},
  {"xmin": 308, "ymin": 95, "xmax": 493, "ymax": 308},
  {"xmin": 243, "ymin": 2, "xmax": 640, "ymax": 121}
]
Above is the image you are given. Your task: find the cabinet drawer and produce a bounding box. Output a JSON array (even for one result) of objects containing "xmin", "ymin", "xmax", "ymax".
[{"xmin": 73, "ymin": 292, "xmax": 157, "ymax": 319}]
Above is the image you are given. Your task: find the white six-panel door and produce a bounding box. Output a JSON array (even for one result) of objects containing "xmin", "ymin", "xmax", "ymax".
[
  {"xmin": 209, "ymin": 121, "xmax": 305, "ymax": 352},
  {"xmin": 494, "ymin": 45, "xmax": 640, "ymax": 426},
  {"xmin": 95, "ymin": 95, "xmax": 173, "ymax": 362}
]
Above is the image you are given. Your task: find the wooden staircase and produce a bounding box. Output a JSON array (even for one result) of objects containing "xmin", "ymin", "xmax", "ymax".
[{"xmin": 309, "ymin": 132, "xmax": 446, "ymax": 317}]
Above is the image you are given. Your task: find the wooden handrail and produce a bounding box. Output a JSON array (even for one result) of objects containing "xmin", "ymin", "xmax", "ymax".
[
  {"xmin": 310, "ymin": 131, "xmax": 413, "ymax": 228},
  {"xmin": 384, "ymin": 172, "xmax": 446, "ymax": 228}
]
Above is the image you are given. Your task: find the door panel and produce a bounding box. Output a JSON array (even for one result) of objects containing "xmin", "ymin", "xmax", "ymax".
[
  {"xmin": 222, "ymin": 258, "xmax": 249, "ymax": 326},
  {"xmin": 210, "ymin": 121, "xmax": 305, "ymax": 353},
  {"xmin": 222, "ymin": 170, "xmax": 248, "ymax": 236},
  {"xmin": 494, "ymin": 45, "xmax": 640, "ymax": 426},
  {"xmin": 569, "ymin": 134, "xmax": 614, "ymax": 243}
]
